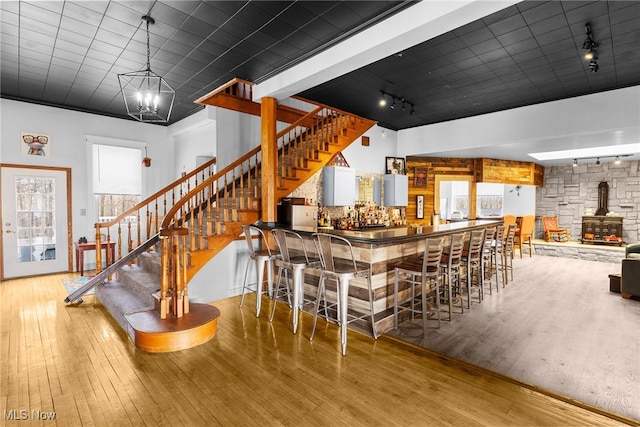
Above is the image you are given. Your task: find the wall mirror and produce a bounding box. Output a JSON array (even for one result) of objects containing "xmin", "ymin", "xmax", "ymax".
[{"xmin": 356, "ymin": 176, "xmax": 381, "ymax": 205}]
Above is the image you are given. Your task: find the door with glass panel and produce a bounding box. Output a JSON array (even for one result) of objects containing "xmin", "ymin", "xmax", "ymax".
[{"xmin": 1, "ymin": 165, "xmax": 71, "ymax": 279}]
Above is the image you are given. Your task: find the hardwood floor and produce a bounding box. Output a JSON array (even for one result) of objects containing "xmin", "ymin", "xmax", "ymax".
[{"xmin": 1, "ymin": 272, "xmax": 637, "ymax": 426}]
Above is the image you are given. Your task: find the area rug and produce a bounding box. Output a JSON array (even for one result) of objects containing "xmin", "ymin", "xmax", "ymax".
[{"xmin": 62, "ymin": 276, "xmax": 95, "ymax": 296}]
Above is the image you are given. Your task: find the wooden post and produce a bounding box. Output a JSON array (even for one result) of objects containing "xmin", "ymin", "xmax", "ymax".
[{"xmin": 261, "ymin": 97, "xmax": 277, "ymax": 224}]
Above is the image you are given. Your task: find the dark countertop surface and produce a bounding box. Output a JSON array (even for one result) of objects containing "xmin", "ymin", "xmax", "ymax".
[{"xmin": 258, "ymin": 220, "xmax": 502, "ymax": 245}]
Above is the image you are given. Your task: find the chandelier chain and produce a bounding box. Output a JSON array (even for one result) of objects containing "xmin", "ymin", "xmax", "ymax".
[{"xmin": 145, "ymin": 17, "xmax": 151, "ymax": 72}]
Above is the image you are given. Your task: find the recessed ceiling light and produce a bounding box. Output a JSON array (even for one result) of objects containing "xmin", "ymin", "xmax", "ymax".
[{"xmin": 528, "ymin": 143, "xmax": 640, "ymax": 161}]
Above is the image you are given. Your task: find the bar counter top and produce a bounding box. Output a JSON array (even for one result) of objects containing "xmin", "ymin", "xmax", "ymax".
[{"xmin": 260, "ymin": 219, "xmax": 502, "ymax": 245}]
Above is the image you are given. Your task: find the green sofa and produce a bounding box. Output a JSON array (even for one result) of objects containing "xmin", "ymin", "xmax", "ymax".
[{"xmin": 621, "ymin": 242, "xmax": 640, "ymax": 299}]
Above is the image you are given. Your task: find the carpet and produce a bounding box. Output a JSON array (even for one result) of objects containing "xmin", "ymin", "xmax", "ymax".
[
  {"xmin": 387, "ymin": 255, "xmax": 640, "ymax": 422},
  {"xmin": 62, "ymin": 276, "xmax": 95, "ymax": 296}
]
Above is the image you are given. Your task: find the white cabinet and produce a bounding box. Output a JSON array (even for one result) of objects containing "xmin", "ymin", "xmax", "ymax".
[
  {"xmin": 323, "ymin": 166, "xmax": 356, "ymax": 206},
  {"xmin": 384, "ymin": 174, "xmax": 408, "ymax": 206}
]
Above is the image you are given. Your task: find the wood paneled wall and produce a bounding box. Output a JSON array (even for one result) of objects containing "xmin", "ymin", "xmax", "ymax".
[
  {"xmin": 405, "ymin": 156, "xmax": 543, "ymax": 223},
  {"xmin": 475, "ymin": 158, "xmax": 544, "ymax": 186}
]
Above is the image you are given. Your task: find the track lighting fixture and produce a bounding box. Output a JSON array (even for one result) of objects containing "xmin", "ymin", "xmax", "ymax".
[
  {"xmin": 377, "ymin": 91, "xmax": 415, "ymax": 116},
  {"xmin": 581, "ymin": 23, "xmax": 600, "ymax": 73},
  {"xmin": 571, "ymin": 154, "xmax": 631, "ymax": 166}
]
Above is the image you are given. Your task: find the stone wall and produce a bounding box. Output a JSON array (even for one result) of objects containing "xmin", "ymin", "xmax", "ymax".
[{"xmin": 536, "ymin": 160, "xmax": 639, "ymax": 244}]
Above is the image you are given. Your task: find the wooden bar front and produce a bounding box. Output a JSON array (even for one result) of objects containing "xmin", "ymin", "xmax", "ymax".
[{"xmin": 260, "ymin": 220, "xmax": 501, "ymax": 335}]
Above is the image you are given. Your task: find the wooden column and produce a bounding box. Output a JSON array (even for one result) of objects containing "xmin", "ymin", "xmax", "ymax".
[{"xmin": 261, "ymin": 97, "xmax": 277, "ymax": 224}]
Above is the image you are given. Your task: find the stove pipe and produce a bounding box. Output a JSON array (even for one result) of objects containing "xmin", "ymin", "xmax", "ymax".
[{"xmin": 595, "ymin": 181, "xmax": 609, "ymax": 216}]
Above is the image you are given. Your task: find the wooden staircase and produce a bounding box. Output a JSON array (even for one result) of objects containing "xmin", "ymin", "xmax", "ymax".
[{"xmin": 67, "ymin": 78, "xmax": 376, "ymax": 352}]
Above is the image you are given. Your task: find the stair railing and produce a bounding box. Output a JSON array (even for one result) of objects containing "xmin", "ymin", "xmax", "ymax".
[
  {"xmin": 93, "ymin": 157, "xmax": 217, "ymax": 273},
  {"xmin": 276, "ymin": 105, "xmax": 358, "ymax": 188},
  {"xmin": 158, "ymin": 147, "xmax": 263, "ymax": 316}
]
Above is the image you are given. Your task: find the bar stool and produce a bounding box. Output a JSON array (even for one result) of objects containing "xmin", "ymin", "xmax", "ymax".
[
  {"xmin": 310, "ymin": 233, "xmax": 378, "ymax": 356},
  {"xmin": 498, "ymin": 223, "xmax": 517, "ymax": 286},
  {"xmin": 270, "ymin": 228, "xmax": 320, "ymax": 333},
  {"xmin": 481, "ymin": 227, "xmax": 497, "ymax": 294},
  {"xmin": 461, "ymin": 229, "xmax": 485, "ymax": 309},
  {"xmin": 440, "ymin": 232, "xmax": 466, "ymax": 320},
  {"xmin": 393, "ymin": 237, "xmax": 445, "ymax": 336},
  {"xmin": 239, "ymin": 224, "xmax": 279, "ymax": 317},
  {"xmin": 489, "ymin": 225, "xmax": 505, "ymax": 291}
]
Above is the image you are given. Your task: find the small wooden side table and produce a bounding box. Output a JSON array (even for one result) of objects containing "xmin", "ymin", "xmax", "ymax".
[{"xmin": 75, "ymin": 241, "xmax": 116, "ymax": 275}]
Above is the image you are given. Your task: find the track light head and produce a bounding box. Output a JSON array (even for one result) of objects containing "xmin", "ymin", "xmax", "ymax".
[
  {"xmin": 595, "ymin": 158, "xmax": 601, "ymax": 165},
  {"xmin": 589, "ymin": 58, "xmax": 599, "ymax": 73},
  {"xmin": 573, "ymin": 159, "xmax": 578, "ymax": 167},
  {"xmin": 379, "ymin": 92, "xmax": 387, "ymax": 107}
]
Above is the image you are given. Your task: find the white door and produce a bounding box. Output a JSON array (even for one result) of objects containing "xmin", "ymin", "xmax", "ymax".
[{"xmin": 1, "ymin": 166, "xmax": 71, "ymax": 278}]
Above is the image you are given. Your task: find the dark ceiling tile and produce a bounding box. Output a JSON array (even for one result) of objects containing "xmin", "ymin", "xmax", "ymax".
[
  {"xmin": 259, "ymin": 19, "xmax": 299, "ymax": 41},
  {"xmin": 529, "ymin": 13, "xmax": 570, "ymax": 39},
  {"xmin": 320, "ymin": 4, "xmax": 362, "ymax": 29},
  {"xmin": 536, "ymin": 27, "xmax": 574, "ymax": 47},
  {"xmin": 181, "ymin": 17, "xmax": 216, "ymax": 39},
  {"xmin": 478, "ymin": 47, "xmax": 510, "ymax": 64},
  {"xmin": 521, "ymin": 1, "xmax": 565, "ymax": 25},
  {"xmin": 69, "ymin": 1, "xmax": 108, "ymax": 15},
  {"xmin": 503, "ymin": 37, "xmax": 540, "ymax": 56},
  {"xmin": 20, "ymin": 39, "xmax": 54, "ymax": 55},
  {"xmin": 63, "ymin": 2, "xmax": 104, "ymax": 27},
  {"xmin": 1, "ymin": 33, "xmax": 18, "ymax": 48},
  {"xmin": 52, "ymin": 47, "xmax": 85, "ymax": 64},
  {"xmin": 21, "ymin": 29, "xmax": 55, "ymax": 47},
  {"xmin": 94, "ymin": 27, "xmax": 132, "ymax": 48},
  {"xmin": 56, "ymin": 28, "xmax": 93, "ymax": 47},
  {"xmin": 610, "ymin": 2, "xmax": 640, "ymax": 24},
  {"xmin": 59, "ymin": 15, "xmax": 99, "ymax": 38},
  {"xmin": 487, "ymin": 13, "xmax": 528, "ymax": 36},
  {"xmin": 20, "ymin": 2, "xmax": 61, "ymax": 27},
  {"xmin": 496, "ymin": 26, "xmax": 534, "ymax": 47},
  {"xmin": 0, "ymin": 1, "xmax": 19, "ymax": 14},
  {"xmin": 100, "ymin": 16, "xmax": 138, "ymax": 39},
  {"xmin": 468, "ymin": 38, "xmax": 503, "ymax": 56},
  {"xmin": 564, "ymin": 1, "xmax": 610, "ymax": 25},
  {"xmin": 149, "ymin": 2, "xmax": 188, "ymax": 28},
  {"xmin": 105, "ymin": 2, "xmax": 145, "ymax": 26}
]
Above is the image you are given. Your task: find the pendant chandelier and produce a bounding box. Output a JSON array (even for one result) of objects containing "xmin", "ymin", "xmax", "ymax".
[{"xmin": 118, "ymin": 15, "xmax": 175, "ymax": 123}]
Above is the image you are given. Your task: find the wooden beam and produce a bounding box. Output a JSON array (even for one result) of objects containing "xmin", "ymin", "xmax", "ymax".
[{"xmin": 261, "ymin": 97, "xmax": 277, "ymax": 223}]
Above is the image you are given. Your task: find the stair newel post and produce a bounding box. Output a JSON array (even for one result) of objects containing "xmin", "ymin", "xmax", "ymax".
[{"xmin": 159, "ymin": 231, "xmax": 170, "ymax": 319}]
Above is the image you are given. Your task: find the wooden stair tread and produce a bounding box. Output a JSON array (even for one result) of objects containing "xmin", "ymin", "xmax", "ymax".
[{"xmin": 125, "ymin": 303, "xmax": 220, "ymax": 353}]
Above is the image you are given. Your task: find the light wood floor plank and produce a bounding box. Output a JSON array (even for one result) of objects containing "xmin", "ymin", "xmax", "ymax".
[{"xmin": 1, "ymin": 272, "xmax": 636, "ymax": 426}]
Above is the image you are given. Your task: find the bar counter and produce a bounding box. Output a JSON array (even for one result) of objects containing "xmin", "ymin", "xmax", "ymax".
[{"xmin": 258, "ymin": 219, "xmax": 502, "ymax": 335}]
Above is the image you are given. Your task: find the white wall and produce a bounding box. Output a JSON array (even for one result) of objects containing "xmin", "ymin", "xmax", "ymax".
[
  {"xmin": 342, "ymin": 126, "xmax": 398, "ymax": 174},
  {"xmin": 171, "ymin": 108, "xmax": 217, "ymax": 180},
  {"xmin": 397, "ymin": 86, "xmax": 640, "ymax": 158},
  {"xmin": 503, "ymin": 184, "xmax": 536, "ymax": 216},
  {"xmin": 1, "ymin": 99, "xmax": 176, "ymax": 269}
]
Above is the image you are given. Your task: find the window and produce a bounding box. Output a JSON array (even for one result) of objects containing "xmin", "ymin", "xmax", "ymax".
[{"xmin": 92, "ymin": 144, "xmax": 142, "ymax": 222}]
